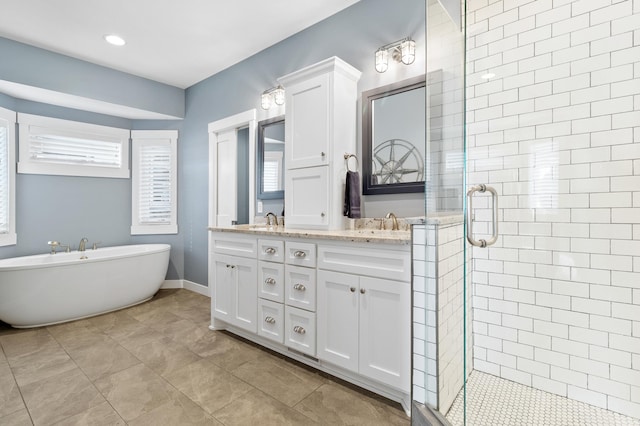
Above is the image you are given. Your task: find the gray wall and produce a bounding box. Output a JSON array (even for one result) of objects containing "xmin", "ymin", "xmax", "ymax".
[{"xmin": 0, "ymin": 0, "xmax": 426, "ymax": 287}]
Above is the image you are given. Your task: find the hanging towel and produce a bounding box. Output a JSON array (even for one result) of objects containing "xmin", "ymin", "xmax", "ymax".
[{"xmin": 344, "ymin": 171, "xmax": 361, "ymax": 218}]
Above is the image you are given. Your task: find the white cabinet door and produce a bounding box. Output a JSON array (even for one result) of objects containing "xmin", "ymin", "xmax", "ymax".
[
  {"xmin": 212, "ymin": 253, "xmax": 257, "ymax": 333},
  {"xmin": 214, "ymin": 129, "xmax": 237, "ymax": 226},
  {"xmin": 359, "ymin": 276, "xmax": 410, "ymax": 391},
  {"xmin": 285, "ymin": 166, "xmax": 328, "ymax": 228},
  {"xmin": 317, "ymin": 270, "xmax": 359, "ymax": 372},
  {"xmin": 285, "ymin": 74, "xmax": 330, "ymax": 170}
]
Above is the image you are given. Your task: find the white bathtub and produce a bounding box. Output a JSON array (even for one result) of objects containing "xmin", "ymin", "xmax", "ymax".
[{"xmin": 0, "ymin": 244, "xmax": 171, "ymax": 328}]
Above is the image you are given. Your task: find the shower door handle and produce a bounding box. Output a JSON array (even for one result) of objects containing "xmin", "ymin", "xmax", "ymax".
[{"xmin": 466, "ymin": 184, "xmax": 499, "ymax": 248}]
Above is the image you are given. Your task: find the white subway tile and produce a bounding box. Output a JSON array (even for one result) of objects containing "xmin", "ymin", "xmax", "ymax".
[
  {"xmin": 489, "ymin": 8, "xmax": 519, "ymax": 30},
  {"xmin": 610, "ymin": 334, "xmax": 640, "ymax": 354},
  {"xmin": 488, "ymin": 35, "xmax": 518, "ymax": 55},
  {"xmin": 590, "ymin": 314, "xmax": 633, "ymax": 336},
  {"xmin": 572, "ymin": 267, "xmax": 612, "ymax": 285},
  {"xmin": 573, "ymin": 116, "xmax": 612, "ymax": 135},
  {"xmin": 553, "ymin": 309, "xmax": 590, "ymax": 327},
  {"xmin": 536, "ymin": 292, "xmax": 572, "ymax": 310},
  {"xmin": 551, "ymin": 366, "xmax": 588, "ymax": 387},
  {"xmin": 518, "ymin": 357, "xmax": 551, "ymax": 377},
  {"xmin": 591, "ymin": 1, "xmax": 634, "ymax": 25},
  {"xmin": 594, "ymin": 97, "xmax": 635, "ymax": 117},
  {"xmin": 520, "ymin": 303, "xmax": 553, "ymax": 321},
  {"xmin": 503, "ymin": 44, "xmax": 535, "ymax": 64},
  {"xmin": 570, "ymin": 355, "xmax": 610, "ymax": 378},
  {"xmin": 519, "ymin": 53, "xmax": 553, "ymax": 73},
  {"xmin": 504, "ymin": 14, "xmax": 535, "ymax": 36},
  {"xmin": 553, "ymin": 74, "xmax": 591, "ymax": 94},
  {"xmin": 534, "ymin": 346, "xmax": 568, "ymax": 367},
  {"xmin": 612, "ymin": 208, "xmax": 640, "ymax": 223},
  {"xmin": 571, "ymin": 147, "xmax": 611, "ymax": 165},
  {"xmin": 520, "ymin": 25, "xmax": 552, "ymax": 47},
  {"xmin": 475, "ymin": 333, "xmax": 504, "ymax": 351},
  {"xmin": 571, "ymin": 84, "xmax": 611, "ymax": 105},
  {"xmin": 534, "ymin": 319, "xmax": 569, "ymax": 338},
  {"xmin": 489, "ymin": 324, "xmax": 520, "ymax": 342},
  {"xmin": 607, "ymin": 397, "xmax": 640, "ymax": 420},
  {"xmin": 611, "ymin": 11, "xmax": 640, "ymax": 35},
  {"xmin": 568, "ymin": 385, "xmax": 607, "ymax": 409},
  {"xmin": 552, "ymin": 280, "xmax": 590, "ymax": 297},
  {"xmin": 532, "ymin": 376, "xmax": 568, "ymax": 397},
  {"xmin": 592, "ymin": 64, "xmax": 635, "ymax": 85},
  {"xmin": 552, "ymin": 223, "xmax": 590, "ymax": 237},
  {"xmin": 572, "ymin": 297, "xmax": 611, "ymax": 316},
  {"xmin": 591, "ymin": 192, "xmax": 633, "ymax": 208},
  {"xmin": 553, "ymin": 104, "xmax": 591, "ymax": 122},
  {"xmin": 611, "ymin": 270, "xmax": 640, "ymax": 289},
  {"xmin": 535, "ymin": 34, "xmax": 570, "ymax": 55},
  {"xmin": 611, "ymin": 365, "xmax": 640, "ymax": 386},
  {"xmin": 552, "ymin": 14, "xmax": 590, "ymax": 37},
  {"xmin": 474, "ymin": 359, "xmax": 501, "ymax": 376},
  {"xmin": 569, "ymin": 325, "xmax": 609, "ymax": 346},
  {"xmin": 591, "ymin": 128, "xmax": 634, "ymax": 147},
  {"xmin": 571, "ymin": 208, "xmax": 611, "ymax": 223},
  {"xmin": 591, "ymin": 32, "xmax": 634, "ymax": 55},
  {"xmin": 537, "ymin": 121, "xmax": 573, "ymax": 138},
  {"xmin": 475, "ymin": 308, "xmax": 503, "ymax": 325},
  {"xmin": 613, "ymin": 111, "xmax": 640, "ymax": 129},
  {"xmin": 592, "ymin": 160, "xmax": 633, "ymax": 177},
  {"xmin": 520, "ymin": 81, "xmax": 554, "ymax": 100},
  {"xmin": 570, "ymin": 238, "xmax": 611, "ymax": 255},
  {"xmin": 557, "ymin": 194, "xmax": 591, "ymax": 208},
  {"xmin": 572, "ymin": 0, "xmax": 616, "ymax": 16},
  {"xmin": 571, "ymin": 22, "xmax": 612, "ymax": 47},
  {"xmin": 503, "ymin": 340, "xmax": 535, "ymax": 359},
  {"xmin": 535, "ymin": 92, "xmax": 571, "ymax": 111},
  {"xmin": 489, "ymin": 298, "xmax": 519, "ymax": 315},
  {"xmin": 487, "ymin": 349, "xmax": 517, "ymax": 368},
  {"xmin": 520, "ymin": 110, "xmax": 553, "ymax": 126},
  {"xmin": 611, "ymin": 46, "xmax": 640, "ymax": 66},
  {"xmin": 537, "ymin": 4, "xmax": 571, "ymax": 26},
  {"xmin": 501, "ymin": 366, "xmax": 532, "ymax": 386},
  {"xmin": 591, "ymin": 345, "xmax": 632, "ymax": 368}
]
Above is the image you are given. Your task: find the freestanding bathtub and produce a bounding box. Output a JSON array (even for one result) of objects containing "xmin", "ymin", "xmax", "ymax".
[{"xmin": 0, "ymin": 244, "xmax": 170, "ymax": 328}]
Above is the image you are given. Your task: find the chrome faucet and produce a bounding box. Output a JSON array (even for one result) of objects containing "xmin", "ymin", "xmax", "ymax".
[
  {"xmin": 265, "ymin": 212, "xmax": 278, "ymax": 226},
  {"xmin": 48, "ymin": 241, "xmax": 70, "ymax": 254},
  {"xmin": 385, "ymin": 212, "xmax": 399, "ymax": 231},
  {"xmin": 78, "ymin": 237, "xmax": 88, "ymax": 252}
]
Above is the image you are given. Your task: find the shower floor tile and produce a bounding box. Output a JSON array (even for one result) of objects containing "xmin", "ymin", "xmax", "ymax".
[{"xmin": 445, "ymin": 370, "xmax": 640, "ymax": 426}]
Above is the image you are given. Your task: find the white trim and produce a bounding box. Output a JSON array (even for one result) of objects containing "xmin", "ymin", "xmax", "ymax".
[
  {"xmin": 17, "ymin": 113, "xmax": 130, "ymax": 178},
  {"xmin": 0, "ymin": 106, "xmax": 16, "ymax": 247},
  {"xmin": 208, "ymin": 109, "xmax": 256, "ymax": 227},
  {"xmin": 160, "ymin": 279, "xmax": 210, "ymax": 297}
]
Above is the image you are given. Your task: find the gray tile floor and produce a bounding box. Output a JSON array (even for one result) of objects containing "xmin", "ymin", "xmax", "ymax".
[
  {"xmin": 445, "ymin": 370, "xmax": 640, "ymax": 426},
  {"xmin": 0, "ymin": 289, "xmax": 409, "ymax": 425}
]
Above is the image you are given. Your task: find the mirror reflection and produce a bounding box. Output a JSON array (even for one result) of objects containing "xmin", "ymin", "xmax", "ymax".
[
  {"xmin": 257, "ymin": 116, "xmax": 285, "ymax": 200},
  {"xmin": 362, "ymin": 76, "xmax": 426, "ymax": 195}
]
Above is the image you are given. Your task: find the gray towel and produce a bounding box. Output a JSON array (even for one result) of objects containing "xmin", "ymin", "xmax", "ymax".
[{"xmin": 344, "ymin": 171, "xmax": 361, "ymax": 218}]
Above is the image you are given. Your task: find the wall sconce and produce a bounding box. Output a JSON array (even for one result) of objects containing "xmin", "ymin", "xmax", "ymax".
[
  {"xmin": 261, "ymin": 85, "xmax": 285, "ymax": 110},
  {"xmin": 374, "ymin": 37, "xmax": 416, "ymax": 73}
]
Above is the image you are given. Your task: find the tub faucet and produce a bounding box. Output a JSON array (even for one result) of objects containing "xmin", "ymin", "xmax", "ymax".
[
  {"xmin": 265, "ymin": 212, "xmax": 278, "ymax": 226},
  {"xmin": 385, "ymin": 212, "xmax": 399, "ymax": 231},
  {"xmin": 78, "ymin": 237, "xmax": 88, "ymax": 252}
]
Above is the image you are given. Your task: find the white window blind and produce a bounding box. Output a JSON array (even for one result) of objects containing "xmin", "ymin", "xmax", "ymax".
[
  {"xmin": 131, "ymin": 130, "xmax": 178, "ymax": 235},
  {"xmin": 18, "ymin": 113, "xmax": 130, "ymax": 178},
  {"xmin": 0, "ymin": 106, "xmax": 16, "ymax": 246},
  {"xmin": 263, "ymin": 151, "xmax": 283, "ymax": 192}
]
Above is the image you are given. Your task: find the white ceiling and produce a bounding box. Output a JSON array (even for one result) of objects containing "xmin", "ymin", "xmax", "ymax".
[{"xmin": 0, "ymin": 0, "xmax": 360, "ymax": 89}]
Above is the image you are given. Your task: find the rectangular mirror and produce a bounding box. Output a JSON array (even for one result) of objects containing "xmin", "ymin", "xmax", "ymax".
[
  {"xmin": 257, "ymin": 116, "xmax": 285, "ymax": 200},
  {"xmin": 362, "ymin": 75, "xmax": 425, "ymax": 195}
]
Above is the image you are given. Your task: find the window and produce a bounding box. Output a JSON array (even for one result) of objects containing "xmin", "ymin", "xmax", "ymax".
[
  {"xmin": 263, "ymin": 151, "xmax": 283, "ymax": 192},
  {"xmin": 18, "ymin": 113, "xmax": 130, "ymax": 178},
  {"xmin": 131, "ymin": 130, "xmax": 178, "ymax": 235},
  {"xmin": 0, "ymin": 106, "xmax": 16, "ymax": 246}
]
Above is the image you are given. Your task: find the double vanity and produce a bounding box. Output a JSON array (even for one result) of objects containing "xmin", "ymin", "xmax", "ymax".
[{"xmin": 208, "ymin": 225, "xmax": 412, "ymax": 414}]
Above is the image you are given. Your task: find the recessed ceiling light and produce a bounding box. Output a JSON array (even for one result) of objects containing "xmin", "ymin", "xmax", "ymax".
[
  {"xmin": 481, "ymin": 72, "xmax": 496, "ymax": 80},
  {"xmin": 104, "ymin": 34, "xmax": 126, "ymax": 46}
]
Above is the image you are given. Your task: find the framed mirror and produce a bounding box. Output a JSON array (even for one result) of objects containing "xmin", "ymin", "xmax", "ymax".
[
  {"xmin": 257, "ymin": 116, "xmax": 285, "ymax": 200},
  {"xmin": 362, "ymin": 75, "xmax": 426, "ymax": 195}
]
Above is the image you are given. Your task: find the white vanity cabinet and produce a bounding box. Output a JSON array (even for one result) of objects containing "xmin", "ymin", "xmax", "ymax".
[
  {"xmin": 280, "ymin": 57, "xmax": 361, "ymax": 230},
  {"xmin": 316, "ymin": 245, "xmax": 411, "ymax": 391}
]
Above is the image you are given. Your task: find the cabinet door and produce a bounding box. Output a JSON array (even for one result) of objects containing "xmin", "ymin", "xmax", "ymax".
[
  {"xmin": 316, "ymin": 270, "xmax": 359, "ymax": 372},
  {"xmin": 212, "ymin": 255, "xmax": 234, "ymax": 323},
  {"xmin": 285, "ymin": 166, "xmax": 329, "ymax": 228},
  {"xmin": 232, "ymin": 256, "xmax": 258, "ymax": 333},
  {"xmin": 359, "ymin": 276, "xmax": 410, "ymax": 391},
  {"xmin": 286, "ymin": 74, "xmax": 330, "ymax": 170},
  {"xmin": 258, "ymin": 261, "xmax": 284, "ymax": 303}
]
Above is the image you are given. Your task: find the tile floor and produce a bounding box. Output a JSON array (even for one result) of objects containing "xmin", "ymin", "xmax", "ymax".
[
  {"xmin": 445, "ymin": 370, "xmax": 640, "ymax": 426},
  {"xmin": 0, "ymin": 289, "xmax": 409, "ymax": 425}
]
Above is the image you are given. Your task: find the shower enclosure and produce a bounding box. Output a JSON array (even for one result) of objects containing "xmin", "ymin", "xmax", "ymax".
[{"xmin": 414, "ymin": 0, "xmax": 640, "ymax": 424}]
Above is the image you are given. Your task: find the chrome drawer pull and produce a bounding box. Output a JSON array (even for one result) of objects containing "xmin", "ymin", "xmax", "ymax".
[
  {"xmin": 265, "ymin": 316, "xmax": 276, "ymax": 324},
  {"xmin": 264, "ymin": 247, "xmax": 276, "ymax": 255},
  {"xmin": 360, "ymin": 288, "xmax": 366, "ymax": 294},
  {"xmin": 293, "ymin": 250, "xmax": 306, "ymax": 258},
  {"xmin": 350, "ymin": 287, "xmax": 356, "ymax": 293},
  {"xmin": 293, "ymin": 326, "xmax": 306, "ymax": 335},
  {"xmin": 264, "ymin": 277, "xmax": 276, "ymax": 285},
  {"xmin": 293, "ymin": 283, "xmax": 306, "ymax": 291}
]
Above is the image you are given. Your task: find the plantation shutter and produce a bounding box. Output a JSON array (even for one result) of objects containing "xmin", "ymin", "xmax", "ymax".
[
  {"xmin": 138, "ymin": 144, "xmax": 172, "ymax": 224},
  {"xmin": 0, "ymin": 124, "xmax": 8, "ymax": 234},
  {"xmin": 26, "ymin": 130, "xmax": 122, "ymax": 168},
  {"xmin": 131, "ymin": 130, "xmax": 178, "ymax": 235}
]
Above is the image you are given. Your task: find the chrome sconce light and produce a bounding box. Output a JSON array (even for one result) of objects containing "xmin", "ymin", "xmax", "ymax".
[
  {"xmin": 374, "ymin": 37, "xmax": 416, "ymax": 73},
  {"xmin": 261, "ymin": 85, "xmax": 285, "ymax": 110}
]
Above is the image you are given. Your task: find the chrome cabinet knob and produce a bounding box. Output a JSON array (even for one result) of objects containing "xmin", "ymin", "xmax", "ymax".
[
  {"xmin": 293, "ymin": 250, "xmax": 306, "ymax": 258},
  {"xmin": 320, "ymin": 212, "xmax": 326, "ymax": 218},
  {"xmin": 293, "ymin": 326, "xmax": 306, "ymax": 335},
  {"xmin": 265, "ymin": 316, "xmax": 276, "ymax": 324},
  {"xmin": 350, "ymin": 287, "xmax": 356, "ymax": 293},
  {"xmin": 360, "ymin": 288, "xmax": 366, "ymax": 294},
  {"xmin": 264, "ymin": 247, "xmax": 276, "ymax": 255},
  {"xmin": 321, "ymin": 152, "xmax": 326, "ymax": 158},
  {"xmin": 265, "ymin": 277, "xmax": 276, "ymax": 285},
  {"xmin": 293, "ymin": 283, "xmax": 306, "ymax": 291}
]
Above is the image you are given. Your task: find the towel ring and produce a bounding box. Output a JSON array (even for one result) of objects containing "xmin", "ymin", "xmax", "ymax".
[{"xmin": 344, "ymin": 153, "xmax": 359, "ymax": 172}]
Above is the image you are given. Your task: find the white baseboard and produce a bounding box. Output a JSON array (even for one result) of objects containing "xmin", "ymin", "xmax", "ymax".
[
  {"xmin": 160, "ymin": 279, "xmax": 210, "ymax": 297},
  {"xmin": 184, "ymin": 280, "xmax": 210, "ymax": 297}
]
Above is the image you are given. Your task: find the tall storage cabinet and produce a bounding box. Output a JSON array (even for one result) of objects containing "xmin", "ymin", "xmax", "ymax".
[{"xmin": 279, "ymin": 57, "xmax": 361, "ymax": 230}]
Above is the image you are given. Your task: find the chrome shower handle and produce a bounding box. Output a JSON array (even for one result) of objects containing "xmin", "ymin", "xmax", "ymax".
[{"xmin": 466, "ymin": 184, "xmax": 499, "ymax": 248}]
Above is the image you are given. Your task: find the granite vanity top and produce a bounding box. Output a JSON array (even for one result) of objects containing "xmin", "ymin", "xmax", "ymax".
[{"xmin": 208, "ymin": 213, "xmax": 463, "ymax": 245}]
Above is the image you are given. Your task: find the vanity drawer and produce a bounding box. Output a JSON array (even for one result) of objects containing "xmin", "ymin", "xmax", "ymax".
[
  {"xmin": 258, "ymin": 239, "xmax": 284, "ymax": 263},
  {"xmin": 317, "ymin": 244, "xmax": 410, "ymax": 282},
  {"xmin": 285, "ymin": 241, "xmax": 316, "ymax": 268},
  {"xmin": 258, "ymin": 261, "xmax": 284, "ymax": 303},
  {"xmin": 284, "ymin": 306, "xmax": 316, "ymax": 357},
  {"xmin": 258, "ymin": 299, "xmax": 284, "ymax": 344},
  {"xmin": 212, "ymin": 234, "xmax": 257, "ymax": 258},
  {"xmin": 285, "ymin": 265, "xmax": 316, "ymax": 311}
]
